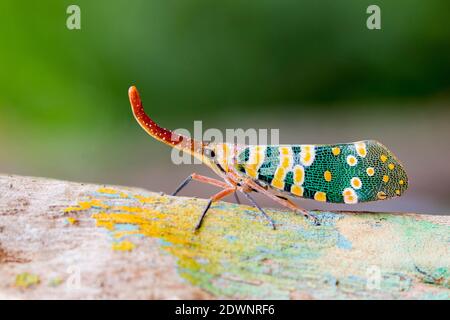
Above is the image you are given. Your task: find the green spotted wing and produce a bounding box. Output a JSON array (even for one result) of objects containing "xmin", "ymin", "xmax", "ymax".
[{"xmin": 235, "ymin": 140, "xmax": 408, "ymax": 203}]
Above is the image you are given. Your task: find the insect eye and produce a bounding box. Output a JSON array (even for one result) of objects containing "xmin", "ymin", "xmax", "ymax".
[{"xmin": 204, "ymin": 149, "xmax": 216, "ymax": 159}]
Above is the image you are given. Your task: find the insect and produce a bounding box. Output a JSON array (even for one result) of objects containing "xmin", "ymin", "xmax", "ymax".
[{"xmin": 128, "ymin": 86, "xmax": 408, "ymax": 230}]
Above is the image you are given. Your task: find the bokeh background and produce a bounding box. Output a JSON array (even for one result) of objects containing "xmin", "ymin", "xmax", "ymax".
[{"xmin": 1, "ymin": 1, "xmax": 449, "ymax": 214}]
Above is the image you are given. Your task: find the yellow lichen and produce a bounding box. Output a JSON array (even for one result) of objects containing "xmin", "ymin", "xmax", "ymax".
[
  {"xmin": 98, "ymin": 187, "xmax": 119, "ymax": 194},
  {"xmin": 48, "ymin": 277, "xmax": 63, "ymax": 287},
  {"xmin": 112, "ymin": 240, "xmax": 136, "ymax": 251},
  {"xmin": 135, "ymin": 195, "xmax": 169, "ymax": 204},
  {"xmin": 64, "ymin": 199, "xmax": 109, "ymax": 213},
  {"xmin": 15, "ymin": 273, "xmax": 40, "ymax": 288},
  {"xmin": 66, "ymin": 217, "xmax": 78, "ymax": 225}
]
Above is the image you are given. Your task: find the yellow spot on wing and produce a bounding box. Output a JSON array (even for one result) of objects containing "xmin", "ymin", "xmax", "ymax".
[
  {"xmin": 300, "ymin": 145, "xmax": 315, "ymax": 166},
  {"xmin": 342, "ymin": 188, "xmax": 358, "ymax": 204},
  {"xmin": 380, "ymin": 154, "xmax": 387, "ymax": 163},
  {"xmin": 351, "ymin": 177, "xmax": 362, "ymax": 189},
  {"xmin": 280, "ymin": 146, "xmax": 290, "ymax": 156},
  {"xmin": 271, "ymin": 167, "xmax": 286, "ymax": 190},
  {"xmin": 377, "ymin": 191, "xmax": 387, "ymax": 200},
  {"xmin": 314, "ymin": 191, "xmax": 327, "ymax": 202},
  {"xmin": 343, "ymin": 189, "xmax": 353, "ymax": 196},
  {"xmin": 293, "ymin": 165, "xmax": 305, "ymax": 185},
  {"xmin": 382, "ymin": 175, "xmax": 389, "ymax": 183},
  {"xmin": 281, "ymin": 156, "xmax": 291, "ymax": 169},
  {"xmin": 332, "ymin": 147, "xmax": 341, "ymax": 156},
  {"xmin": 388, "ymin": 163, "xmax": 395, "ymax": 170},
  {"xmin": 291, "ymin": 185, "xmax": 304, "ymax": 196},
  {"xmin": 395, "ymin": 190, "xmax": 401, "ymax": 195},
  {"xmin": 399, "ymin": 180, "xmax": 405, "ymax": 185},
  {"xmin": 346, "ymin": 155, "xmax": 357, "ymax": 166},
  {"xmin": 324, "ymin": 170, "xmax": 332, "ymax": 182},
  {"xmin": 271, "ymin": 179, "xmax": 284, "ymax": 190},
  {"xmin": 245, "ymin": 146, "xmax": 266, "ymax": 178},
  {"xmin": 366, "ymin": 167, "xmax": 375, "ymax": 176},
  {"xmin": 274, "ymin": 167, "xmax": 285, "ymax": 180},
  {"xmin": 355, "ymin": 142, "xmax": 367, "ymax": 158},
  {"xmin": 245, "ymin": 165, "xmax": 259, "ymax": 178},
  {"xmin": 303, "ymin": 153, "xmax": 311, "ymax": 163}
]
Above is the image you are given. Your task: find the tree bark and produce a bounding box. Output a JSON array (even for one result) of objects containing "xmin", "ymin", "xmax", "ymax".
[{"xmin": 0, "ymin": 174, "xmax": 448, "ymax": 299}]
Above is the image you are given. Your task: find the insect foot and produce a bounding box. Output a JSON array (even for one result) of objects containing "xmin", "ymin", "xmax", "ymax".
[{"xmin": 309, "ymin": 213, "xmax": 321, "ymax": 226}]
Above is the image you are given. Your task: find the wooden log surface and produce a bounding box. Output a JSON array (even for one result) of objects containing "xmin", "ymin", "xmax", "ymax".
[{"xmin": 0, "ymin": 174, "xmax": 448, "ymax": 299}]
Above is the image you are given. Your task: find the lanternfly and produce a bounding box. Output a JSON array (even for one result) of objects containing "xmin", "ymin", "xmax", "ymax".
[{"xmin": 128, "ymin": 86, "xmax": 408, "ymax": 230}]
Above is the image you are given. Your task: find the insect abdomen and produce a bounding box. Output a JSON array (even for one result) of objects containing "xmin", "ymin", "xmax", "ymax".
[{"xmin": 236, "ymin": 141, "xmax": 408, "ymax": 203}]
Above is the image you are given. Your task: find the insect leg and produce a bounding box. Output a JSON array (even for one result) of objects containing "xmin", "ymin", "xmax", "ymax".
[
  {"xmin": 172, "ymin": 175, "xmax": 193, "ymax": 196},
  {"xmin": 233, "ymin": 192, "xmax": 241, "ymax": 204},
  {"xmin": 243, "ymin": 179, "xmax": 320, "ymax": 226},
  {"xmin": 195, "ymin": 198, "xmax": 212, "ymax": 231},
  {"xmin": 282, "ymin": 198, "xmax": 320, "ymax": 226},
  {"xmin": 191, "ymin": 173, "xmax": 230, "ymax": 188},
  {"xmin": 240, "ymin": 191, "xmax": 276, "ymax": 230},
  {"xmin": 172, "ymin": 173, "xmax": 229, "ymax": 196},
  {"xmin": 195, "ymin": 187, "xmax": 236, "ymax": 230}
]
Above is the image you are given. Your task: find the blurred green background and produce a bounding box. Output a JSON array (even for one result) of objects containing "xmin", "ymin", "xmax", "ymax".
[{"xmin": 0, "ymin": 1, "xmax": 449, "ymax": 213}]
